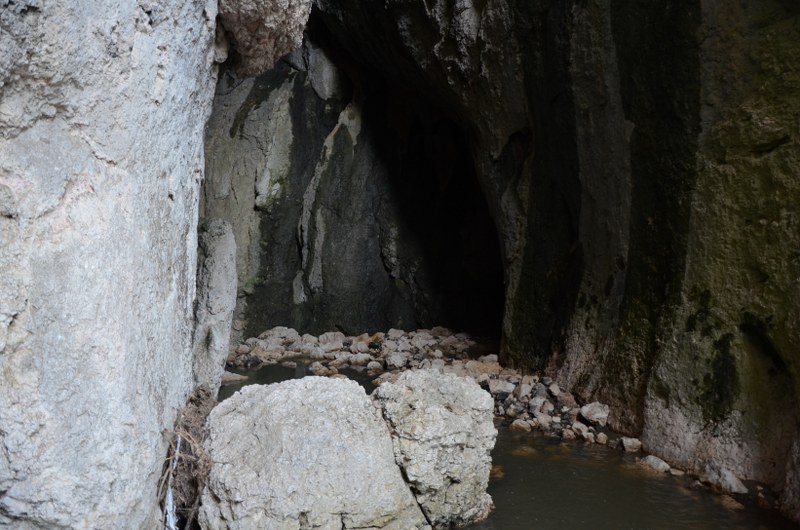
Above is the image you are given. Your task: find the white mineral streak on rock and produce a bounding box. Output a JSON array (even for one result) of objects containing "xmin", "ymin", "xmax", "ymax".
[
  {"xmin": 298, "ymin": 103, "xmax": 362, "ymax": 294},
  {"xmin": 254, "ymin": 81, "xmax": 294, "ymax": 210},
  {"xmin": 199, "ymin": 378, "xmax": 426, "ymax": 530},
  {"xmin": 374, "ymin": 369, "xmax": 497, "ymax": 527}
]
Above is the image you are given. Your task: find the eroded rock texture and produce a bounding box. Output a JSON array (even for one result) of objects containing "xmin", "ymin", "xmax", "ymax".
[
  {"xmin": 199, "ymin": 378, "xmax": 427, "ymax": 530},
  {"xmin": 203, "ymin": 23, "xmax": 505, "ymax": 340},
  {"xmin": 205, "ymin": 0, "xmax": 800, "ymax": 520},
  {"xmin": 218, "ymin": 0, "xmax": 312, "ymax": 77},
  {"xmin": 374, "ymin": 370, "xmax": 497, "ymax": 527},
  {"xmin": 0, "ymin": 1, "xmax": 221, "ymax": 527}
]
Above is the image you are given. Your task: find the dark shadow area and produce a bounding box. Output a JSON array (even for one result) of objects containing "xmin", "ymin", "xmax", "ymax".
[{"xmin": 361, "ymin": 80, "xmax": 506, "ymax": 336}]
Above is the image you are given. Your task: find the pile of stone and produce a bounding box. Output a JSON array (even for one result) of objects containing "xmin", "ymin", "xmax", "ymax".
[
  {"xmin": 227, "ymin": 326, "xmax": 477, "ymax": 373},
  {"xmin": 227, "ymin": 326, "xmax": 620, "ymax": 444}
]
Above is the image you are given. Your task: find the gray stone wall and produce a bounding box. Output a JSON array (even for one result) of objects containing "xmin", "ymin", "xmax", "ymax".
[{"xmin": 0, "ymin": 1, "xmax": 221, "ymax": 527}]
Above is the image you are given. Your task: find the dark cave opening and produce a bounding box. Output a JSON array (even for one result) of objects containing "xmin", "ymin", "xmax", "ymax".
[{"xmin": 203, "ymin": 12, "xmax": 506, "ymax": 342}]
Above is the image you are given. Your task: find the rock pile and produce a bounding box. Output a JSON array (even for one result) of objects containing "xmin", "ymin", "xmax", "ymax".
[
  {"xmin": 225, "ymin": 326, "xmax": 759, "ymax": 502},
  {"xmin": 227, "ymin": 326, "xmax": 619, "ymax": 445}
]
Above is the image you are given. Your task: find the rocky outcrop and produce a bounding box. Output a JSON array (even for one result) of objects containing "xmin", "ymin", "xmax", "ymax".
[
  {"xmin": 0, "ymin": 1, "xmax": 221, "ymax": 527},
  {"xmin": 374, "ymin": 370, "xmax": 497, "ymax": 527},
  {"xmin": 218, "ymin": 0, "xmax": 312, "ymax": 77},
  {"xmin": 203, "ymin": 26, "xmax": 504, "ymax": 340},
  {"xmin": 199, "ymin": 378, "xmax": 427, "ymax": 530},
  {"xmin": 206, "ymin": 0, "xmax": 799, "ymax": 521},
  {"xmin": 193, "ymin": 219, "xmax": 238, "ymax": 389}
]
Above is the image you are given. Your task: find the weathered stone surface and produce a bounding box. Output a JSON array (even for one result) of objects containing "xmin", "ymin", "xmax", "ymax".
[
  {"xmin": 622, "ymin": 437, "xmax": 642, "ymax": 453},
  {"xmin": 0, "ymin": 1, "xmax": 220, "ymax": 527},
  {"xmin": 640, "ymin": 455, "xmax": 671, "ymax": 474},
  {"xmin": 374, "ymin": 370, "xmax": 496, "ymax": 528},
  {"xmin": 218, "ymin": 0, "xmax": 311, "ymax": 77},
  {"xmin": 701, "ymin": 464, "xmax": 748, "ymax": 495},
  {"xmin": 193, "ymin": 219, "xmax": 238, "ymax": 389},
  {"xmin": 579, "ymin": 402, "xmax": 610, "ymax": 427},
  {"xmin": 200, "ymin": 378, "xmax": 426, "ymax": 530}
]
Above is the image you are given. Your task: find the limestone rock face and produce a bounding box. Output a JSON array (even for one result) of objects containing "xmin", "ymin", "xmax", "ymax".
[
  {"xmin": 199, "ymin": 378, "xmax": 427, "ymax": 530},
  {"xmin": 218, "ymin": 0, "xmax": 312, "ymax": 77},
  {"xmin": 206, "ymin": 0, "xmax": 799, "ymax": 521},
  {"xmin": 0, "ymin": 1, "xmax": 220, "ymax": 527},
  {"xmin": 193, "ymin": 219, "xmax": 238, "ymax": 389},
  {"xmin": 373, "ymin": 370, "xmax": 497, "ymax": 527},
  {"xmin": 203, "ymin": 33, "xmax": 504, "ymax": 339}
]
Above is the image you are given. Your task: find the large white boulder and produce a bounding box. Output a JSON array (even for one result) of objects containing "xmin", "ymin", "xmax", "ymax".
[
  {"xmin": 373, "ymin": 369, "xmax": 497, "ymax": 527},
  {"xmin": 199, "ymin": 378, "xmax": 427, "ymax": 530}
]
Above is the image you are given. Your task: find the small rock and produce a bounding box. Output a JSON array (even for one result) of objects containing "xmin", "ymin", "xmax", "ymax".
[
  {"xmin": 319, "ymin": 331, "xmax": 346, "ymax": 352},
  {"xmin": 514, "ymin": 383, "xmax": 533, "ymax": 400},
  {"xmin": 547, "ymin": 382, "xmax": 561, "ymax": 397},
  {"xmin": 534, "ymin": 412, "xmax": 552, "ymax": 429},
  {"xmin": 562, "ymin": 428, "xmax": 576, "ymax": 440},
  {"xmin": 430, "ymin": 326, "xmax": 453, "ymax": 337},
  {"xmin": 510, "ymin": 419, "xmax": 532, "ymax": 433},
  {"xmin": 702, "ymin": 464, "xmax": 748, "ymax": 494},
  {"xmin": 478, "ymin": 354, "xmax": 498, "ymax": 363},
  {"xmin": 669, "ymin": 468, "xmax": 685, "ymax": 477},
  {"xmin": 571, "ymin": 421, "xmax": 590, "ymax": 437},
  {"xmin": 640, "ymin": 455, "xmax": 671, "ymax": 473},
  {"xmin": 387, "ymin": 328, "xmax": 405, "ymax": 340},
  {"xmin": 350, "ymin": 353, "xmax": 372, "ymax": 366},
  {"xmin": 430, "ymin": 349, "xmax": 443, "ymax": 358},
  {"xmin": 579, "ymin": 402, "xmax": 610, "ymax": 427},
  {"xmin": 301, "ymin": 333, "xmax": 318, "ymax": 344},
  {"xmin": 584, "ymin": 432, "xmax": 596, "ymax": 443},
  {"xmin": 465, "ymin": 360, "xmax": 502, "ymax": 376},
  {"xmin": 557, "ymin": 391, "xmax": 578, "ymax": 409},
  {"xmin": 386, "ymin": 352, "xmax": 409, "ymax": 370},
  {"xmin": 220, "ymin": 371, "xmax": 248, "ymax": 385},
  {"xmin": 621, "ymin": 437, "xmax": 642, "ymax": 453},
  {"xmin": 596, "ymin": 432, "xmax": 609, "ymax": 445},
  {"xmin": 488, "ymin": 379, "xmax": 516, "ymax": 396},
  {"xmin": 366, "ymin": 360, "xmax": 384, "ymax": 372},
  {"xmin": 280, "ymin": 361, "xmax": 297, "ymax": 369},
  {"xmin": 532, "ymin": 383, "xmax": 548, "ymax": 398}
]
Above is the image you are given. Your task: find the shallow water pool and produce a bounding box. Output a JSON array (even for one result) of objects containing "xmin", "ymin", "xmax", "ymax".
[{"xmin": 219, "ymin": 363, "xmax": 797, "ymax": 530}]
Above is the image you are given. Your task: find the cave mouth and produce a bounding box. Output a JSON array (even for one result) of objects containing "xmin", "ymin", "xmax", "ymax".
[{"xmin": 203, "ymin": 16, "xmax": 506, "ymax": 344}]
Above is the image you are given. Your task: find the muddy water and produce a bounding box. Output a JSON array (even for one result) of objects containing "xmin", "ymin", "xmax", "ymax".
[{"xmin": 219, "ymin": 363, "xmax": 797, "ymax": 529}]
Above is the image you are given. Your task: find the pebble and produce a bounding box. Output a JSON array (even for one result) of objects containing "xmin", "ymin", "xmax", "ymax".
[
  {"xmin": 622, "ymin": 437, "xmax": 642, "ymax": 453},
  {"xmin": 640, "ymin": 455, "xmax": 671, "ymax": 473},
  {"xmin": 580, "ymin": 401, "xmax": 610, "ymax": 427},
  {"xmin": 510, "ymin": 419, "xmax": 532, "ymax": 433}
]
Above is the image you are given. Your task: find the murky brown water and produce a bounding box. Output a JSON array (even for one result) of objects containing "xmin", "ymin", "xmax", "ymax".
[{"xmin": 220, "ymin": 362, "xmax": 798, "ymax": 530}]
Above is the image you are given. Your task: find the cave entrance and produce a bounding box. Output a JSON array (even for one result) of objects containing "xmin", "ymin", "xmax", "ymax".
[{"xmin": 202, "ymin": 22, "xmax": 505, "ymax": 344}]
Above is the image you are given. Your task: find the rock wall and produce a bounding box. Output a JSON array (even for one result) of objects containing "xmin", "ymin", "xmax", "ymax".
[
  {"xmin": 203, "ymin": 21, "xmax": 505, "ymax": 340},
  {"xmin": 0, "ymin": 1, "xmax": 222, "ymax": 527},
  {"xmin": 204, "ymin": 0, "xmax": 799, "ymax": 519}
]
